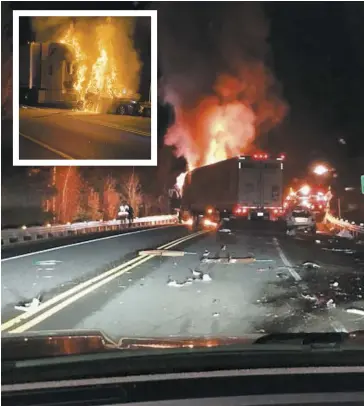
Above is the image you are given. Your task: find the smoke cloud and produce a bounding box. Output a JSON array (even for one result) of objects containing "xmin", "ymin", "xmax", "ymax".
[{"xmin": 158, "ymin": 3, "xmax": 288, "ymax": 169}]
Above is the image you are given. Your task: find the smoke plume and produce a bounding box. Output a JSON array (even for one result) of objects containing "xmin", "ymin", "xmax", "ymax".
[{"xmin": 158, "ymin": 3, "xmax": 287, "ymax": 169}]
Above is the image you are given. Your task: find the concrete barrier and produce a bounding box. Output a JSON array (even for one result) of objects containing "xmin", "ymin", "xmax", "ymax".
[{"xmin": 1, "ymin": 215, "xmax": 178, "ymax": 247}]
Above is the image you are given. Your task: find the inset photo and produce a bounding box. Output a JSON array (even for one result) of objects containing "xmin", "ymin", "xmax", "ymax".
[{"xmin": 13, "ymin": 10, "xmax": 157, "ymax": 166}]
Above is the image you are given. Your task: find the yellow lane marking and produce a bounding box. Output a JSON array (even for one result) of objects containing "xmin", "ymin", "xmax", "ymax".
[
  {"xmin": 19, "ymin": 133, "xmax": 75, "ymax": 160},
  {"xmin": 2, "ymin": 230, "xmax": 207, "ymax": 333},
  {"xmin": 69, "ymin": 116, "xmax": 150, "ymax": 137},
  {"xmin": 1, "ymin": 231, "xmax": 203, "ymax": 332}
]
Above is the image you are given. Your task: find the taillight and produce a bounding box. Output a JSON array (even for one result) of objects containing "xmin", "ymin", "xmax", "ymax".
[{"xmin": 234, "ymin": 205, "xmax": 247, "ymax": 215}]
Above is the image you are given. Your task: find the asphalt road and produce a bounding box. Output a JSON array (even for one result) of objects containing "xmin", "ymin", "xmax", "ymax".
[
  {"xmin": 18, "ymin": 107, "xmax": 151, "ymax": 160},
  {"xmin": 2, "ymin": 222, "xmax": 364, "ymax": 339}
]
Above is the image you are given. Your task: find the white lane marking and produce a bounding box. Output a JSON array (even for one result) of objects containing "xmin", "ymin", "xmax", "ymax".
[
  {"xmin": 1, "ymin": 226, "xmax": 178, "ymax": 262},
  {"xmin": 19, "ymin": 132, "xmax": 75, "ymax": 160},
  {"xmin": 272, "ymin": 237, "xmax": 301, "ymax": 281},
  {"xmin": 5, "ymin": 231, "xmax": 208, "ymax": 333},
  {"xmin": 69, "ymin": 115, "xmax": 150, "ymax": 137},
  {"xmin": 1, "ymin": 231, "xmax": 206, "ymax": 332}
]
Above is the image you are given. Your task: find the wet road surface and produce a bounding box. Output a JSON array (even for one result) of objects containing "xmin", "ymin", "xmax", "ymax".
[{"xmin": 2, "ymin": 221, "xmax": 364, "ymax": 339}]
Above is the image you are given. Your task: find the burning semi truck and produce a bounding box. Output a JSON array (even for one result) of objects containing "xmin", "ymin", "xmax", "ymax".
[
  {"xmin": 179, "ymin": 153, "xmax": 285, "ymax": 226},
  {"xmin": 19, "ymin": 41, "xmax": 151, "ymax": 117}
]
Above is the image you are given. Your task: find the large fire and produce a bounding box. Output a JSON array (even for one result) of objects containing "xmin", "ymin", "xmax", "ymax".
[
  {"xmin": 59, "ymin": 18, "xmax": 139, "ymax": 112},
  {"xmin": 166, "ymin": 97, "xmax": 255, "ymax": 172},
  {"xmin": 167, "ymin": 69, "xmax": 287, "ymax": 194}
]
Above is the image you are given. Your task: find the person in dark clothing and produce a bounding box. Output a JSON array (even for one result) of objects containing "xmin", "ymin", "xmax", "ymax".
[{"xmin": 126, "ymin": 204, "xmax": 134, "ymax": 226}]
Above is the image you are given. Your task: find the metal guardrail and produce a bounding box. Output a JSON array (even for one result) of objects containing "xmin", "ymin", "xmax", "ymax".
[
  {"xmin": 1, "ymin": 215, "xmax": 178, "ymax": 247},
  {"xmin": 324, "ymin": 212, "xmax": 364, "ymax": 237}
]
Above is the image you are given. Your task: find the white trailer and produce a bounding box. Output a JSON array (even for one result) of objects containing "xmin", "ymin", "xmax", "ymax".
[{"xmin": 180, "ymin": 154, "xmax": 285, "ymax": 222}]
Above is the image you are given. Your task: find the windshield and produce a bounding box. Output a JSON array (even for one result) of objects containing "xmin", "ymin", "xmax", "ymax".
[{"xmin": 2, "ymin": 2, "xmax": 364, "ymax": 363}]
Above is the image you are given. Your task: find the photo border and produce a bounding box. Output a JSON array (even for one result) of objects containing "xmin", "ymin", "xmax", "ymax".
[{"xmin": 13, "ymin": 9, "xmax": 158, "ymax": 167}]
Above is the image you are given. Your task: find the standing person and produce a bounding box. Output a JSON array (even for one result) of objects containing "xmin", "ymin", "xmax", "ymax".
[
  {"xmin": 126, "ymin": 204, "xmax": 134, "ymax": 227},
  {"xmin": 118, "ymin": 202, "xmax": 129, "ymax": 221}
]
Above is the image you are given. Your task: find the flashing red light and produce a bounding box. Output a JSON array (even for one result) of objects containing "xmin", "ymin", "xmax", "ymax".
[
  {"xmin": 253, "ymin": 153, "xmax": 269, "ymax": 160},
  {"xmin": 280, "ymin": 154, "xmax": 286, "ymax": 160},
  {"xmin": 234, "ymin": 205, "xmax": 248, "ymax": 215}
]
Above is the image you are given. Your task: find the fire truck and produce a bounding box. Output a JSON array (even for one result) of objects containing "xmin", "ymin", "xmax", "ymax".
[{"xmin": 284, "ymin": 185, "xmax": 331, "ymax": 215}]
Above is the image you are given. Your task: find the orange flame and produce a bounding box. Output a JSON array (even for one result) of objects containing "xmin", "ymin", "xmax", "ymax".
[
  {"xmin": 175, "ymin": 172, "xmax": 188, "ymax": 191},
  {"xmin": 59, "ymin": 20, "xmax": 134, "ymax": 112},
  {"xmin": 167, "ymin": 70, "xmax": 287, "ymax": 190}
]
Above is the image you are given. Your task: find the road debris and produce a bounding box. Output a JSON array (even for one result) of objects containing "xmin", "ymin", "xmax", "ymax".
[
  {"xmin": 167, "ymin": 270, "xmax": 212, "ymax": 288},
  {"xmin": 276, "ymin": 272, "xmax": 290, "ymax": 279},
  {"xmin": 202, "ymin": 274, "xmax": 212, "ymax": 282},
  {"xmin": 302, "ymin": 261, "xmax": 320, "ymax": 269},
  {"xmin": 326, "ymin": 299, "xmax": 336, "ymax": 309},
  {"xmin": 201, "ymin": 256, "xmax": 256, "ymax": 264},
  {"xmin": 167, "ymin": 280, "xmax": 189, "ymax": 288},
  {"xmin": 301, "ymin": 293, "xmax": 318, "ymax": 302},
  {"xmin": 139, "ymin": 249, "xmax": 197, "ymax": 257},
  {"xmin": 346, "ymin": 307, "xmax": 364, "ymax": 316},
  {"xmin": 322, "ymin": 248, "xmax": 356, "ymax": 254},
  {"xmin": 14, "ymin": 296, "xmax": 42, "ymax": 312},
  {"xmin": 213, "ymin": 312, "xmax": 220, "ymax": 317},
  {"xmin": 192, "ymin": 269, "xmax": 202, "ymax": 277}
]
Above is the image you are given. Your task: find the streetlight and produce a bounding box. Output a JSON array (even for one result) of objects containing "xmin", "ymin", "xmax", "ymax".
[
  {"xmin": 312, "ymin": 163, "xmax": 341, "ymax": 217},
  {"xmin": 313, "ymin": 164, "xmax": 329, "ymax": 176}
]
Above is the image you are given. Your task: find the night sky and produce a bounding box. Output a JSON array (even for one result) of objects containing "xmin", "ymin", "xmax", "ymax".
[
  {"xmin": 3, "ymin": 2, "xmax": 364, "ymax": 188},
  {"xmin": 263, "ymin": 2, "xmax": 364, "ymax": 183}
]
